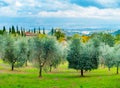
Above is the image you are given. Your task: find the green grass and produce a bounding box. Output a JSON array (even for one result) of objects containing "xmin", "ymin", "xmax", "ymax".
[{"xmin": 0, "ymin": 61, "xmax": 120, "ymax": 88}]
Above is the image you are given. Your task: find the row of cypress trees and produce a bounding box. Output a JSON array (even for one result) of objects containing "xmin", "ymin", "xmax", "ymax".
[{"xmin": 0, "ymin": 26, "xmax": 47, "ymax": 36}]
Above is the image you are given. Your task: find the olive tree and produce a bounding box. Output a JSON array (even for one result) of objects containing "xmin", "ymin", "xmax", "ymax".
[
  {"xmin": 16, "ymin": 37, "xmax": 28, "ymax": 67},
  {"xmin": 99, "ymin": 43, "xmax": 114, "ymax": 71},
  {"xmin": 23, "ymin": 38, "xmax": 34, "ymax": 66},
  {"xmin": 3, "ymin": 36, "xmax": 27, "ymax": 70},
  {"xmin": 114, "ymin": 45, "xmax": 120, "ymax": 74},
  {"xmin": 47, "ymin": 42, "xmax": 64, "ymax": 72},
  {"xmin": 0, "ymin": 35, "xmax": 5, "ymax": 58},
  {"xmin": 67, "ymin": 37, "xmax": 99, "ymax": 76},
  {"xmin": 33, "ymin": 36, "xmax": 61, "ymax": 77}
]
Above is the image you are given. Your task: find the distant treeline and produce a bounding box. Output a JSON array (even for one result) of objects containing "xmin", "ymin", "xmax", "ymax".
[{"xmin": 0, "ymin": 26, "xmax": 47, "ymax": 36}]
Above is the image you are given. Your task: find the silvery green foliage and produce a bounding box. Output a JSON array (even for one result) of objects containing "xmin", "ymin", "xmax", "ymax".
[
  {"xmin": 14, "ymin": 37, "xmax": 28, "ymax": 67},
  {"xmin": 0, "ymin": 35, "xmax": 5, "ymax": 58},
  {"xmin": 99, "ymin": 43, "xmax": 114, "ymax": 69},
  {"xmin": 26, "ymin": 38, "xmax": 35, "ymax": 62},
  {"xmin": 114, "ymin": 44, "xmax": 120, "ymax": 66},
  {"xmin": 46, "ymin": 39, "xmax": 63, "ymax": 69},
  {"xmin": 33, "ymin": 36, "xmax": 62, "ymax": 67},
  {"xmin": 3, "ymin": 35, "xmax": 15, "ymax": 63},
  {"xmin": 32, "ymin": 37, "xmax": 45, "ymax": 67},
  {"xmin": 33, "ymin": 36, "xmax": 63, "ymax": 76},
  {"xmin": 3, "ymin": 35, "xmax": 27, "ymax": 70}
]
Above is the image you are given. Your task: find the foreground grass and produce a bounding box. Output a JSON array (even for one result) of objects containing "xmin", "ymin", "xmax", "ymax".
[{"xmin": 0, "ymin": 62, "xmax": 120, "ymax": 88}]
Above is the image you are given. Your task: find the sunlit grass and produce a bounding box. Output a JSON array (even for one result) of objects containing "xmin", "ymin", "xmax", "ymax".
[{"xmin": 0, "ymin": 60, "xmax": 120, "ymax": 88}]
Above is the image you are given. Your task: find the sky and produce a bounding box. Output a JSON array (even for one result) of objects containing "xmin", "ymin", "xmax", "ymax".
[
  {"xmin": 1, "ymin": 0, "xmax": 120, "ymax": 29},
  {"xmin": 0, "ymin": 0, "xmax": 120, "ymax": 18}
]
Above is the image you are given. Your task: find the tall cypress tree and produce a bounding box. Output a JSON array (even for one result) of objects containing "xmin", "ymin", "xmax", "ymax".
[
  {"xmin": 51, "ymin": 28, "xmax": 54, "ymax": 36},
  {"xmin": 43, "ymin": 28, "xmax": 45, "ymax": 34},
  {"xmin": 23, "ymin": 28, "xmax": 25, "ymax": 36},
  {"xmin": 3, "ymin": 26, "xmax": 6, "ymax": 33},
  {"xmin": 21, "ymin": 27, "xmax": 24, "ymax": 36},
  {"xmin": 38, "ymin": 27, "xmax": 41, "ymax": 34},
  {"xmin": 9, "ymin": 27, "xmax": 11, "ymax": 34},
  {"xmin": 34, "ymin": 28, "xmax": 36, "ymax": 33},
  {"xmin": 28, "ymin": 29, "xmax": 31, "ymax": 32},
  {"xmin": 11, "ymin": 25, "xmax": 16, "ymax": 34},
  {"xmin": 16, "ymin": 26, "xmax": 20, "ymax": 35}
]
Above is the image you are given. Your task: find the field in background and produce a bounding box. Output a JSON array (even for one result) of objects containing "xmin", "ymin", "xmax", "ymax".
[{"xmin": 0, "ymin": 59, "xmax": 120, "ymax": 88}]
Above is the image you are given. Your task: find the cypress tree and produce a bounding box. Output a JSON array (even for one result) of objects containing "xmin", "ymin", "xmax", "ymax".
[
  {"xmin": 43, "ymin": 28, "xmax": 45, "ymax": 34},
  {"xmin": 23, "ymin": 28, "xmax": 25, "ymax": 36},
  {"xmin": 9, "ymin": 27, "xmax": 11, "ymax": 34},
  {"xmin": 34, "ymin": 28, "xmax": 36, "ymax": 33},
  {"xmin": 21, "ymin": 27, "xmax": 24, "ymax": 36},
  {"xmin": 38, "ymin": 27, "xmax": 41, "ymax": 34},
  {"xmin": 11, "ymin": 25, "xmax": 16, "ymax": 34},
  {"xmin": 16, "ymin": 26, "xmax": 20, "ymax": 35},
  {"xmin": 51, "ymin": 28, "xmax": 54, "ymax": 35},
  {"xmin": 28, "ymin": 29, "xmax": 31, "ymax": 32},
  {"xmin": 3, "ymin": 26, "xmax": 6, "ymax": 33}
]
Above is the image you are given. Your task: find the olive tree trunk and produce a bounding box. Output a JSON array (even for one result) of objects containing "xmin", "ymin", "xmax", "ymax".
[
  {"xmin": 11, "ymin": 62, "xmax": 14, "ymax": 71},
  {"xmin": 39, "ymin": 65, "xmax": 42, "ymax": 77},
  {"xmin": 116, "ymin": 63, "xmax": 119, "ymax": 74},
  {"xmin": 81, "ymin": 69, "xmax": 84, "ymax": 77},
  {"xmin": 49, "ymin": 65, "xmax": 52, "ymax": 72}
]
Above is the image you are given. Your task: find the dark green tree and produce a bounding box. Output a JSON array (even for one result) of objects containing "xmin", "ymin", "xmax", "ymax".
[
  {"xmin": 38, "ymin": 27, "xmax": 41, "ymax": 34},
  {"xmin": 9, "ymin": 27, "xmax": 11, "ymax": 34},
  {"xmin": 43, "ymin": 28, "xmax": 45, "ymax": 34},
  {"xmin": 67, "ymin": 37, "xmax": 99, "ymax": 76},
  {"xmin": 3, "ymin": 26, "xmax": 6, "ymax": 33},
  {"xmin": 11, "ymin": 25, "xmax": 16, "ymax": 34},
  {"xmin": 34, "ymin": 28, "xmax": 36, "ymax": 33},
  {"xmin": 28, "ymin": 29, "xmax": 31, "ymax": 32},
  {"xmin": 51, "ymin": 28, "xmax": 54, "ymax": 36},
  {"xmin": 21, "ymin": 27, "xmax": 24, "ymax": 36},
  {"xmin": 16, "ymin": 26, "xmax": 20, "ymax": 35},
  {"xmin": 54, "ymin": 29, "xmax": 65, "ymax": 40}
]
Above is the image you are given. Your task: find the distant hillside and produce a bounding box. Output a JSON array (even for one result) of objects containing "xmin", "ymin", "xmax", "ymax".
[{"xmin": 112, "ymin": 30, "xmax": 120, "ymax": 35}]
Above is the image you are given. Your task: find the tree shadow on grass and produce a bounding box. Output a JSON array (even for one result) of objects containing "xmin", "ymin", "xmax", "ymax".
[{"xmin": 61, "ymin": 73, "xmax": 117, "ymax": 79}]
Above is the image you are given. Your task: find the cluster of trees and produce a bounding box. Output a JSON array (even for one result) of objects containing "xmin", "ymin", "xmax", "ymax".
[
  {"xmin": 0, "ymin": 26, "xmax": 48, "ymax": 36},
  {"xmin": 0, "ymin": 34, "xmax": 65, "ymax": 77},
  {"xmin": 0, "ymin": 26, "xmax": 120, "ymax": 77},
  {"xmin": 67, "ymin": 33, "xmax": 120, "ymax": 76}
]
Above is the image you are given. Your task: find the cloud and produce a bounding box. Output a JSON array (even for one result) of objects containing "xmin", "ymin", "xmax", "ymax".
[
  {"xmin": 0, "ymin": 0, "xmax": 120, "ymax": 19},
  {"xmin": 15, "ymin": 1, "xmax": 22, "ymax": 7},
  {"xmin": 38, "ymin": 6, "xmax": 120, "ymax": 19},
  {"xmin": 95, "ymin": 0, "xmax": 120, "ymax": 8}
]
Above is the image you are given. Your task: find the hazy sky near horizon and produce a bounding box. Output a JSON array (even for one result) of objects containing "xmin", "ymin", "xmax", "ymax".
[{"xmin": 1, "ymin": 0, "xmax": 120, "ymax": 28}]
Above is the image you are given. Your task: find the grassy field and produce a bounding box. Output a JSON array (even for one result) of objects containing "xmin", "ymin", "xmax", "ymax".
[{"xmin": 0, "ymin": 60, "xmax": 120, "ymax": 88}]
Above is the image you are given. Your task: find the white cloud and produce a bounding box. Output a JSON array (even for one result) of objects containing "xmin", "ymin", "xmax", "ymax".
[
  {"xmin": 0, "ymin": 0, "xmax": 120, "ymax": 20},
  {"xmin": 15, "ymin": 1, "xmax": 22, "ymax": 7},
  {"xmin": 95, "ymin": 0, "xmax": 120, "ymax": 8},
  {"xmin": 38, "ymin": 5, "xmax": 120, "ymax": 19},
  {"xmin": 0, "ymin": 7, "xmax": 17, "ymax": 16}
]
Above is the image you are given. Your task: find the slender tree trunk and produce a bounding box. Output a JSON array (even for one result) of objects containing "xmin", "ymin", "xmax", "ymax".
[
  {"xmin": 11, "ymin": 63, "xmax": 14, "ymax": 71},
  {"xmin": 49, "ymin": 65, "xmax": 52, "ymax": 72},
  {"xmin": 39, "ymin": 66, "xmax": 42, "ymax": 77},
  {"xmin": 81, "ymin": 69, "xmax": 84, "ymax": 77},
  {"xmin": 108, "ymin": 67, "xmax": 110, "ymax": 71},
  {"xmin": 117, "ymin": 65, "xmax": 119, "ymax": 74},
  {"xmin": 25, "ymin": 60, "xmax": 27, "ymax": 66}
]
